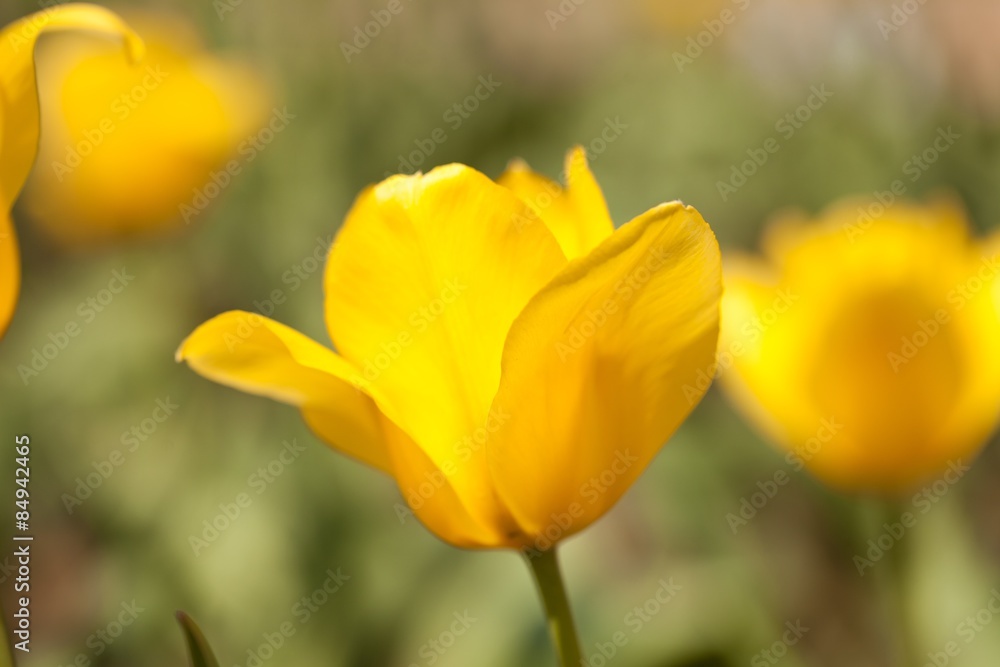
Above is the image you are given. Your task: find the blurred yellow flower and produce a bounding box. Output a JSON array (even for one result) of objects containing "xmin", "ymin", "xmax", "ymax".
[
  {"xmin": 638, "ymin": 0, "xmax": 731, "ymax": 36},
  {"xmin": 178, "ymin": 147, "xmax": 722, "ymax": 549},
  {"xmin": 720, "ymin": 198, "xmax": 1000, "ymax": 495},
  {"xmin": 0, "ymin": 4, "xmax": 142, "ymax": 339},
  {"xmin": 22, "ymin": 13, "xmax": 268, "ymax": 245}
]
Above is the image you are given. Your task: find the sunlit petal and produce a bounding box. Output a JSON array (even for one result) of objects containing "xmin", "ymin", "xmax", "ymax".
[{"xmin": 488, "ymin": 202, "xmax": 721, "ymax": 539}]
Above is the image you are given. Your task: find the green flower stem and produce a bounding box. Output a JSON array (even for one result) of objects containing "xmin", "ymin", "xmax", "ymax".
[
  {"xmin": 883, "ymin": 504, "xmax": 920, "ymax": 667},
  {"xmin": 524, "ymin": 548, "xmax": 583, "ymax": 667},
  {"xmin": 860, "ymin": 499, "xmax": 920, "ymax": 666}
]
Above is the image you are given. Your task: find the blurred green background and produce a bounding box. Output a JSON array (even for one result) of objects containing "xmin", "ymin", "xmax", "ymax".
[{"xmin": 3, "ymin": 0, "xmax": 1000, "ymax": 666}]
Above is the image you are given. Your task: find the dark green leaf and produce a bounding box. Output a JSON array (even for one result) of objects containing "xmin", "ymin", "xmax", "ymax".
[{"xmin": 176, "ymin": 612, "xmax": 220, "ymax": 667}]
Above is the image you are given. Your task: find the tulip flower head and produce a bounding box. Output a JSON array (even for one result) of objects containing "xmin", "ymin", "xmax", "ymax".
[
  {"xmin": 0, "ymin": 4, "xmax": 142, "ymax": 339},
  {"xmin": 720, "ymin": 198, "xmax": 1000, "ymax": 495},
  {"xmin": 22, "ymin": 13, "xmax": 268, "ymax": 245},
  {"xmin": 179, "ymin": 147, "xmax": 722, "ymax": 550}
]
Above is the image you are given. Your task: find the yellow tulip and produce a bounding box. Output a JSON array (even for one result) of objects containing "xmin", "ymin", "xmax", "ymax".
[
  {"xmin": 0, "ymin": 4, "xmax": 142, "ymax": 339},
  {"xmin": 720, "ymin": 198, "xmax": 1000, "ymax": 495},
  {"xmin": 22, "ymin": 13, "xmax": 268, "ymax": 245},
  {"xmin": 178, "ymin": 147, "xmax": 722, "ymax": 550}
]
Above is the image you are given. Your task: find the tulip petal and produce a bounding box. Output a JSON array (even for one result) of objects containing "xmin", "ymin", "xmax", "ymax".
[
  {"xmin": 381, "ymin": 421, "xmax": 522, "ymax": 548},
  {"xmin": 0, "ymin": 4, "xmax": 142, "ymax": 337},
  {"xmin": 498, "ymin": 146, "xmax": 614, "ymax": 260},
  {"xmin": 177, "ymin": 311, "xmax": 508, "ymax": 546},
  {"xmin": 324, "ymin": 164, "xmax": 566, "ymax": 540},
  {"xmin": 177, "ymin": 311, "xmax": 390, "ymax": 472},
  {"xmin": 0, "ymin": 4, "xmax": 143, "ymax": 207},
  {"xmin": 992, "ymin": 229, "xmax": 1000, "ymax": 314},
  {"xmin": 0, "ymin": 212, "xmax": 17, "ymax": 339},
  {"xmin": 486, "ymin": 202, "xmax": 721, "ymax": 539}
]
